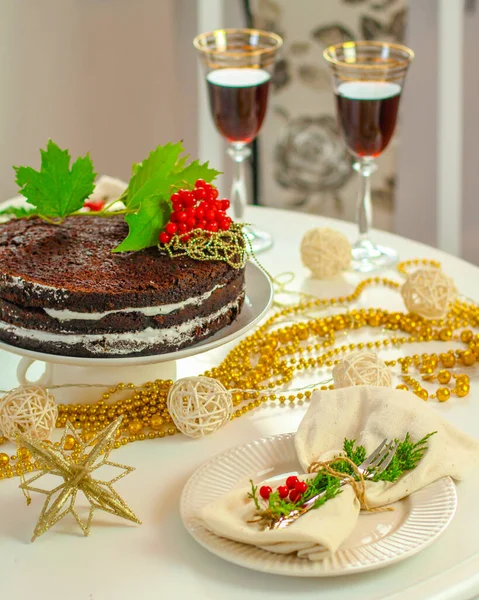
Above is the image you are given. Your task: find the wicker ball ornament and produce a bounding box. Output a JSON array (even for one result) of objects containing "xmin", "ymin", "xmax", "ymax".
[
  {"xmin": 167, "ymin": 377, "xmax": 233, "ymax": 439},
  {"xmin": 0, "ymin": 385, "xmax": 58, "ymax": 442},
  {"xmin": 300, "ymin": 228, "xmax": 351, "ymax": 279},
  {"xmin": 332, "ymin": 351, "xmax": 392, "ymax": 388},
  {"xmin": 401, "ymin": 268, "xmax": 457, "ymax": 319}
]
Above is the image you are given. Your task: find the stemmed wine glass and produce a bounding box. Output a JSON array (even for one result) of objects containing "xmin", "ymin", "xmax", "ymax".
[
  {"xmin": 194, "ymin": 28, "xmax": 283, "ymax": 253},
  {"xmin": 323, "ymin": 41, "xmax": 414, "ymax": 272}
]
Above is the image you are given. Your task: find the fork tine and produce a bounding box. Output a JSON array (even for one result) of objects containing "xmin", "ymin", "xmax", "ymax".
[
  {"xmin": 378, "ymin": 440, "xmax": 399, "ymax": 472},
  {"xmin": 368, "ymin": 443, "xmax": 392, "ymax": 470},
  {"xmin": 360, "ymin": 438, "xmax": 387, "ymax": 469}
]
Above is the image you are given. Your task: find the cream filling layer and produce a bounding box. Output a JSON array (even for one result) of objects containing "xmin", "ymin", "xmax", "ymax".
[
  {"xmin": 0, "ymin": 296, "xmax": 242, "ymax": 355},
  {"xmin": 42, "ymin": 284, "xmax": 226, "ymax": 321}
]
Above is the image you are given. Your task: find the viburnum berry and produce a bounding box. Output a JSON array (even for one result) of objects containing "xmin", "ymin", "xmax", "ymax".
[
  {"xmin": 170, "ymin": 192, "xmax": 181, "ymax": 203},
  {"xmin": 207, "ymin": 221, "xmax": 219, "ymax": 233},
  {"xmin": 194, "ymin": 187, "xmax": 206, "ymax": 200},
  {"xmin": 289, "ymin": 489, "xmax": 301, "ymax": 503},
  {"xmin": 176, "ymin": 211, "xmax": 188, "ymax": 223},
  {"xmin": 159, "ymin": 231, "xmax": 171, "ymax": 245},
  {"xmin": 165, "ymin": 222, "xmax": 178, "ymax": 235},
  {"xmin": 219, "ymin": 199, "xmax": 230, "ymax": 211},
  {"xmin": 219, "ymin": 219, "xmax": 231, "ymax": 231},
  {"xmin": 259, "ymin": 486, "xmax": 272, "ymax": 500},
  {"xmin": 195, "ymin": 178, "xmax": 206, "ymax": 188},
  {"xmin": 196, "ymin": 220, "xmax": 207, "ymax": 230},
  {"xmin": 209, "ymin": 187, "xmax": 219, "ymax": 200},
  {"xmin": 180, "ymin": 233, "xmax": 191, "ymax": 242},
  {"xmin": 178, "ymin": 223, "xmax": 188, "ymax": 234},
  {"xmin": 277, "ymin": 485, "xmax": 289, "ymax": 499},
  {"xmin": 186, "ymin": 217, "xmax": 196, "ymax": 230},
  {"xmin": 286, "ymin": 475, "xmax": 299, "ymax": 490},
  {"xmin": 295, "ymin": 480, "xmax": 308, "ymax": 494}
]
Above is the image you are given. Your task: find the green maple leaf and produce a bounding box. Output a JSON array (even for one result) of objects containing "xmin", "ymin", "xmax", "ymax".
[
  {"xmin": 14, "ymin": 140, "xmax": 96, "ymax": 220},
  {"xmin": 114, "ymin": 141, "xmax": 220, "ymax": 252},
  {"xmin": 114, "ymin": 196, "xmax": 171, "ymax": 253}
]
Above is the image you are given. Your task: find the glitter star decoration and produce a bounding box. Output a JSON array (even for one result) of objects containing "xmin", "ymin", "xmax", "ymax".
[{"xmin": 17, "ymin": 416, "xmax": 141, "ymax": 542}]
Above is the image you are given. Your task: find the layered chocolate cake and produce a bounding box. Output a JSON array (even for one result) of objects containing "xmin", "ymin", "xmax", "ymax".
[{"xmin": 0, "ymin": 216, "xmax": 245, "ymax": 358}]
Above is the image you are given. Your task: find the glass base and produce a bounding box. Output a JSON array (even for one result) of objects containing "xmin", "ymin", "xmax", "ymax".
[
  {"xmin": 244, "ymin": 226, "xmax": 273, "ymax": 254},
  {"xmin": 351, "ymin": 239, "xmax": 398, "ymax": 273}
]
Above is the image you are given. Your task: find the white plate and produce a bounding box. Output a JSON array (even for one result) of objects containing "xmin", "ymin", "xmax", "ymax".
[
  {"xmin": 0, "ymin": 261, "xmax": 273, "ymax": 366},
  {"xmin": 181, "ymin": 433, "xmax": 457, "ymax": 577}
]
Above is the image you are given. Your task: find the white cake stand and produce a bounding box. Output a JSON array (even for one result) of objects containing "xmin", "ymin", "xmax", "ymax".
[{"xmin": 0, "ymin": 262, "xmax": 273, "ymax": 404}]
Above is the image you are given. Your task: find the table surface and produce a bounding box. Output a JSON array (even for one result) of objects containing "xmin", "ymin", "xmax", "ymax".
[{"xmin": 1, "ymin": 206, "xmax": 479, "ymax": 600}]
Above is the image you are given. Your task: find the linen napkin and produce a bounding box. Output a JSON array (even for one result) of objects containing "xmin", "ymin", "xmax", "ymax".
[
  {"xmin": 295, "ymin": 385, "xmax": 479, "ymax": 507},
  {"xmin": 196, "ymin": 386, "xmax": 479, "ymax": 561}
]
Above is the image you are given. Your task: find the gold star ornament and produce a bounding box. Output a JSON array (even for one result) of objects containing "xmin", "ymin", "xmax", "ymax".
[{"xmin": 17, "ymin": 416, "xmax": 141, "ymax": 542}]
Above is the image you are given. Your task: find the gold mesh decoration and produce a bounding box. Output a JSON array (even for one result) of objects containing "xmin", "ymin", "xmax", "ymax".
[{"xmin": 161, "ymin": 223, "xmax": 247, "ymax": 269}]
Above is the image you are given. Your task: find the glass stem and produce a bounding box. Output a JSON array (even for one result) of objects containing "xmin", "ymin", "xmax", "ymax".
[
  {"xmin": 353, "ymin": 158, "xmax": 377, "ymax": 243},
  {"xmin": 227, "ymin": 143, "xmax": 252, "ymax": 221}
]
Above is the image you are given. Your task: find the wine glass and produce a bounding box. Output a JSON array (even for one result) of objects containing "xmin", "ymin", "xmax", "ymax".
[
  {"xmin": 323, "ymin": 41, "xmax": 414, "ymax": 272},
  {"xmin": 194, "ymin": 28, "xmax": 283, "ymax": 253}
]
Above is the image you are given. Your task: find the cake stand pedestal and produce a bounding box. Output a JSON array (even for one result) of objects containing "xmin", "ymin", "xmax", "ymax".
[
  {"xmin": 16, "ymin": 356, "xmax": 177, "ymax": 404},
  {"xmin": 0, "ymin": 262, "xmax": 273, "ymax": 405}
]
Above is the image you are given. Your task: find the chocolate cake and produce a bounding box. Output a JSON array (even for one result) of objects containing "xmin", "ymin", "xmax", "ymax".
[{"xmin": 0, "ymin": 216, "xmax": 245, "ymax": 358}]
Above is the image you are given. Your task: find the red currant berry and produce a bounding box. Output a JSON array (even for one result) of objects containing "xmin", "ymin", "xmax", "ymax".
[
  {"xmin": 195, "ymin": 207, "xmax": 205, "ymax": 219},
  {"xmin": 194, "ymin": 187, "xmax": 206, "ymax": 200},
  {"xmin": 183, "ymin": 195, "xmax": 196, "ymax": 209},
  {"xmin": 219, "ymin": 219, "xmax": 231, "ymax": 231},
  {"xmin": 186, "ymin": 217, "xmax": 196, "ymax": 230},
  {"xmin": 172, "ymin": 200, "xmax": 183, "ymax": 212},
  {"xmin": 207, "ymin": 221, "xmax": 219, "ymax": 233},
  {"xmin": 289, "ymin": 489, "xmax": 301, "ymax": 503},
  {"xmin": 195, "ymin": 178, "xmax": 207, "ymax": 188},
  {"xmin": 159, "ymin": 232, "xmax": 171, "ymax": 245},
  {"xmin": 204, "ymin": 192, "xmax": 216, "ymax": 203},
  {"xmin": 165, "ymin": 222, "xmax": 178, "ymax": 235},
  {"xmin": 202, "ymin": 183, "xmax": 213, "ymax": 192},
  {"xmin": 277, "ymin": 485, "xmax": 289, "ymax": 499},
  {"xmin": 196, "ymin": 220, "xmax": 207, "ymax": 230},
  {"xmin": 295, "ymin": 480, "xmax": 308, "ymax": 494},
  {"xmin": 209, "ymin": 187, "xmax": 219, "ymax": 200},
  {"xmin": 205, "ymin": 209, "xmax": 216, "ymax": 222},
  {"xmin": 176, "ymin": 211, "xmax": 187, "ymax": 223},
  {"xmin": 286, "ymin": 475, "xmax": 299, "ymax": 490},
  {"xmin": 259, "ymin": 486, "xmax": 272, "ymax": 500},
  {"xmin": 219, "ymin": 199, "xmax": 230, "ymax": 211},
  {"xmin": 184, "ymin": 207, "xmax": 196, "ymax": 218},
  {"xmin": 178, "ymin": 223, "xmax": 188, "ymax": 234},
  {"xmin": 170, "ymin": 192, "xmax": 181, "ymax": 203}
]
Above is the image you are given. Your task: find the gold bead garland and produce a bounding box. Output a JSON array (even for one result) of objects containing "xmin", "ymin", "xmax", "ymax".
[{"xmin": 1, "ymin": 258, "xmax": 478, "ymax": 481}]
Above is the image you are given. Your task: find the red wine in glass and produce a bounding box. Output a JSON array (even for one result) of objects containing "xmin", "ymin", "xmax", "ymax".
[
  {"xmin": 335, "ymin": 81, "xmax": 401, "ymax": 158},
  {"xmin": 206, "ymin": 68, "xmax": 271, "ymax": 143}
]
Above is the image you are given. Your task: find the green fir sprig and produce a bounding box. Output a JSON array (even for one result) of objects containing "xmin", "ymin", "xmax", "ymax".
[{"xmin": 248, "ymin": 431, "xmax": 436, "ymax": 527}]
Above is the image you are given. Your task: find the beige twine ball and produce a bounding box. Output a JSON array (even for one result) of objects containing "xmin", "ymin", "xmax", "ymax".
[
  {"xmin": 401, "ymin": 268, "xmax": 457, "ymax": 319},
  {"xmin": 167, "ymin": 376, "xmax": 233, "ymax": 439},
  {"xmin": 0, "ymin": 385, "xmax": 58, "ymax": 442},
  {"xmin": 332, "ymin": 351, "xmax": 392, "ymax": 388},
  {"xmin": 300, "ymin": 228, "xmax": 351, "ymax": 279}
]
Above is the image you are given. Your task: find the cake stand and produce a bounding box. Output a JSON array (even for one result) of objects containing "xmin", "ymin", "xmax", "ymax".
[{"xmin": 0, "ymin": 262, "xmax": 273, "ymax": 404}]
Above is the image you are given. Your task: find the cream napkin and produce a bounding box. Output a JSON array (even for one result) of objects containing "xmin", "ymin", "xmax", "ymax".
[
  {"xmin": 196, "ymin": 386, "xmax": 479, "ymax": 561},
  {"xmin": 295, "ymin": 386, "xmax": 479, "ymax": 507}
]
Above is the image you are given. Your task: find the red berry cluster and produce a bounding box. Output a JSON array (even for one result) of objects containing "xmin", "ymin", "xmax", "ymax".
[
  {"xmin": 159, "ymin": 179, "xmax": 231, "ymax": 245},
  {"xmin": 259, "ymin": 475, "xmax": 309, "ymax": 503}
]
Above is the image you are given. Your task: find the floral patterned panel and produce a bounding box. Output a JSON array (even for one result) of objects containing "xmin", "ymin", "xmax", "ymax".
[{"xmin": 251, "ymin": 0, "xmax": 408, "ymax": 231}]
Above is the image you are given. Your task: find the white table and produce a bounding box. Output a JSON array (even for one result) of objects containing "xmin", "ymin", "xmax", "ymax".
[{"xmin": 1, "ymin": 206, "xmax": 479, "ymax": 600}]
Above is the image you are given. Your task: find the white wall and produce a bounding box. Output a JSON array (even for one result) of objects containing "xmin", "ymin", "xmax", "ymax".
[{"xmin": 0, "ymin": 0, "xmax": 198, "ymax": 200}]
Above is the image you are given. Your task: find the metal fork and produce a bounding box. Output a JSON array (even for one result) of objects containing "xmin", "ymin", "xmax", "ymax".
[{"xmin": 270, "ymin": 438, "xmax": 398, "ymax": 530}]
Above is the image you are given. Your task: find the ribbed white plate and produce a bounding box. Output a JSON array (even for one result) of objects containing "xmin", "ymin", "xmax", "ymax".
[{"xmin": 181, "ymin": 433, "xmax": 457, "ymax": 577}]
